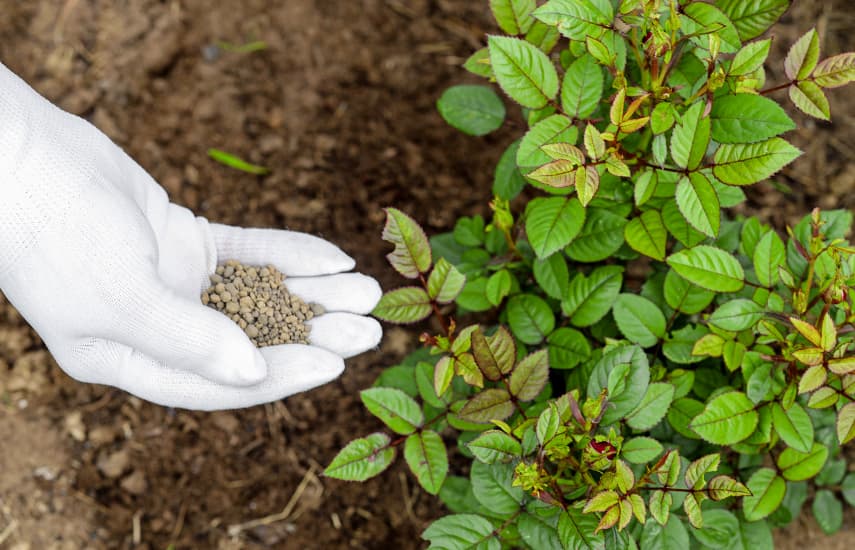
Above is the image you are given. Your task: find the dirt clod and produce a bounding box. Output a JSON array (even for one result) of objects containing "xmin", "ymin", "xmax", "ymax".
[{"xmin": 202, "ymin": 259, "xmax": 316, "ymax": 346}]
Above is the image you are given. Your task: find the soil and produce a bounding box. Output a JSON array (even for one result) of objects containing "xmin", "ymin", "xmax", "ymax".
[{"xmin": 0, "ymin": 1, "xmax": 852, "ymax": 549}]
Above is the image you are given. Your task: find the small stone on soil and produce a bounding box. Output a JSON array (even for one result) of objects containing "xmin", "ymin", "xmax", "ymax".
[{"xmin": 202, "ymin": 260, "xmax": 321, "ymax": 347}]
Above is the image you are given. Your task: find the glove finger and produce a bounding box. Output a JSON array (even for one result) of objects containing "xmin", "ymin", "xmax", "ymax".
[
  {"xmin": 111, "ymin": 274, "xmax": 267, "ymax": 386},
  {"xmin": 210, "ymin": 223, "xmax": 355, "ymax": 277},
  {"xmin": 306, "ymin": 312, "xmax": 382, "ymax": 358},
  {"xmin": 284, "ymin": 273, "xmax": 382, "ymax": 314},
  {"xmin": 66, "ymin": 338, "xmax": 344, "ymax": 411}
]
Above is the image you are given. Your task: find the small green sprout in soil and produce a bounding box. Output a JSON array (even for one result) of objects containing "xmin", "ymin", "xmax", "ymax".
[{"xmin": 202, "ymin": 260, "xmax": 323, "ymax": 346}]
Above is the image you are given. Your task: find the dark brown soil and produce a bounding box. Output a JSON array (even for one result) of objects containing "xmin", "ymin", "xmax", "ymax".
[{"xmin": 0, "ymin": 1, "xmax": 852, "ymax": 549}]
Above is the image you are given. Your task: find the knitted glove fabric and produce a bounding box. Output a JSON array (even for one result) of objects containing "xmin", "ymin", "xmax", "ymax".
[{"xmin": 0, "ymin": 62, "xmax": 382, "ymax": 410}]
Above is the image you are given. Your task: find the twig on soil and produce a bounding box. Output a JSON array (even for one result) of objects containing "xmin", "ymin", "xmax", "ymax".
[
  {"xmin": 226, "ymin": 465, "xmax": 320, "ymax": 537},
  {"xmin": 132, "ymin": 510, "xmax": 142, "ymax": 545},
  {"xmin": 0, "ymin": 518, "xmax": 18, "ymax": 545},
  {"xmin": 398, "ymin": 471, "xmax": 417, "ymax": 525},
  {"xmin": 171, "ymin": 501, "xmax": 187, "ymax": 540}
]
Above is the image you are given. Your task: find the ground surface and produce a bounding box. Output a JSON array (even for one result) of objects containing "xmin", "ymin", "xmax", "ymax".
[{"xmin": 0, "ymin": 1, "xmax": 852, "ymax": 549}]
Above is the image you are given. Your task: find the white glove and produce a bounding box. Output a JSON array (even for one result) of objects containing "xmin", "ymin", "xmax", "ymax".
[{"xmin": 0, "ymin": 62, "xmax": 382, "ymax": 410}]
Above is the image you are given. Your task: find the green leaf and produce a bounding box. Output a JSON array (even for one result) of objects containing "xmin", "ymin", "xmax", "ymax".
[
  {"xmin": 561, "ymin": 54, "xmax": 604, "ymax": 119},
  {"xmin": 325, "ymin": 433, "xmax": 395, "ymax": 481},
  {"xmin": 207, "ymin": 148, "xmax": 269, "ymax": 175},
  {"xmin": 667, "ymin": 245, "xmax": 745, "ymax": 293},
  {"xmin": 507, "ymin": 294, "xmax": 555, "ymax": 344},
  {"xmin": 713, "ymin": 138, "xmax": 802, "ymax": 186},
  {"xmin": 708, "ymin": 299, "xmax": 764, "ymax": 331},
  {"xmin": 562, "ymin": 265, "xmax": 624, "ymax": 327},
  {"xmin": 842, "ymin": 473, "xmax": 855, "ymax": 506},
  {"xmin": 575, "ymin": 165, "xmax": 600, "ymax": 206},
  {"xmin": 547, "ymin": 327, "xmax": 591, "ymax": 369},
  {"xmin": 382, "ymin": 208, "xmax": 432, "ymax": 278},
  {"xmin": 789, "ymin": 80, "xmax": 830, "ymax": 120},
  {"xmin": 525, "ymin": 197, "xmax": 586, "ymax": 258},
  {"xmin": 625, "ymin": 210, "xmax": 667, "ymax": 261},
  {"xmin": 621, "ymin": 436, "xmax": 664, "ymax": 464},
  {"xmin": 509, "ymin": 349, "xmax": 550, "ymax": 401},
  {"xmin": 469, "ymin": 430, "xmax": 523, "ymax": 464},
  {"xmin": 536, "ymin": 404, "xmax": 560, "ymax": 445},
  {"xmin": 707, "ymin": 475, "xmax": 751, "ymax": 500},
  {"xmin": 533, "ymin": 253, "xmax": 570, "ymax": 300},
  {"xmin": 486, "ymin": 270, "xmax": 513, "ymax": 306},
  {"xmin": 459, "ymin": 389, "xmax": 515, "ymax": 423},
  {"xmin": 613, "ymin": 294, "xmax": 667, "ymax": 348},
  {"xmin": 715, "ymin": 0, "xmax": 788, "ymax": 41},
  {"xmin": 812, "ymin": 490, "xmax": 843, "ymax": 535},
  {"xmin": 641, "ymin": 516, "xmax": 689, "ymax": 550},
  {"xmin": 558, "ymin": 507, "xmax": 605, "ymax": 549},
  {"xmin": 457, "ymin": 277, "xmax": 492, "ymax": 313},
  {"xmin": 649, "ymin": 490, "xmax": 673, "ymax": 526},
  {"xmin": 433, "ymin": 356, "xmax": 455, "ymax": 399},
  {"xmin": 690, "ymin": 391, "xmax": 758, "ymax": 445},
  {"xmin": 565, "ymin": 207, "xmax": 627, "ymax": 262},
  {"xmin": 664, "ymin": 269, "xmax": 716, "ymax": 314},
  {"xmin": 471, "ymin": 461, "xmax": 525, "ymax": 516},
  {"xmin": 681, "ymin": 2, "xmax": 742, "ymax": 53},
  {"xmin": 490, "ymin": 0, "xmax": 536, "ymax": 35},
  {"xmin": 710, "ymin": 94, "xmax": 795, "ymax": 143},
  {"xmin": 472, "ymin": 326, "xmax": 516, "ymax": 381},
  {"xmin": 729, "ymin": 39, "xmax": 772, "ymax": 75},
  {"xmin": 694, "ymin": 509, "xmax": 739, "ymax": 548},
  {"xmin": 437, "ymin": 85, "xmax": 506, "ymax": 136},
  {"xmin": 517, "ymin": 115, "xmax": 579, "ymax": 180},
  {"xmin": 837, "ymin": 402, "xmax": 855, "ymax": 444},
  {"xmin": 533, "ymin": 0, "xmax": 613, "ymax": 41},
  {"xmin": 422, "ymin": 514, "xmax": 501, "ymax": 550},
  {"xmin": 494, "ymin": 140, "xmax": 527, "ymax": 200},
  {"xmin": 813, "ymin": 52, "xmax": 855, "ymax": 88},
  {"xmin": 488, "ymin": 36, "xmax": 559, "ymax": 109},
  {"xmin": 626, "ymin": 382, "xmax": 675, "ymax": 431},
  {"xmin": 784, "ymin": 28, "xmax": 819, "ymax": 81},
  {"xmin": 771, "ymin": 402, "xmax": 814, "ymax": 453},
  {"xmin": 428, "ymin": 258, "xmax": 466, "ymax": 304},
  {"xmin": 650, "ymin": 103, "xmax": 676, "ymax": 135},
  {"xmin": 587, "ymin": 345, "xmax": 650, "ymax": 426},
  {"xmin": 372, "ymin": 287, "xmax": 433, "ymax": 324},
  {"xmin": 361, "ymin": 387, "xmax": 424, "ymax": 435},
  {"xmin": 518, "ymin": 512, "xmax": 561, "ymax": 549},
  {"xmin": 405, "ymin": 430, "xmax": 448, "ymax": 495},
  {"xmin": 670, "ymin": 102, "xmax": 711, "ymax": 171},
  {"xmin": 777, "ymin": 442, "xmax": 829, "ymax": 481},
  {"xmin": 662, "ymin": 200, "xmax": 706, "ymax": 248},
  {"xmin": 464, "ymin": 47, "xmax": 493, "ymax": 78},
  {"xmin": 527, "ymin": 158, "xmax": 579, "ymax": 188},
  {"xmin": 525, "ymin": 20, "xmax": 561, "ymax": 53},
  {"xmin": 664, "ymin": 326, "xmax": 709, "ymax": 366},
  {"xmin": 676, "ymin": 172, "xmax": 720, "ymax": 238},
  {"xmin": 742, "ymin": 468, "xmax": 785, "ymax": 521},
  {"xmin": 753, "ymin": 230, "xmax": 786, "ymax": 287}
]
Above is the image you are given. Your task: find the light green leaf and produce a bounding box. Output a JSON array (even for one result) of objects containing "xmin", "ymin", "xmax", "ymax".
[
  {"xmin": 650, "ymin": 103, "xmax": 676, "ymax": 135},
  {"xmin": 383, "ymin": 208, "xmax": 431, "ymax": 278},
  {"xmin": 525, "ymin": 20, "xmax": 561, "ymax": 53},
  {"xmin": 422, "ymin": 514, "xmax": 501, "ymax": 550},
  {"xmin": 437, "ymin": 85, "xmax": 506, "ymax": 136},
  {"xmin": 676, "ymin": 172, "xmax": 720, "ymax": 237},
  {"xmin": 710, "ymin": 94, "xmax": 795, "ymax": 143},
  {"xmin": 753, "ymin": 230, "xmax": 786, "ymax": 287},
  {"xmin": 625, "ymin": 210, "xmax": 668, "ymax": 261},
  {"xmin": 626, "ymin": 382, "xmax": 675, "ymax": 431},
  {"xmin": 690, "ymin": 391, "xmax": 758, "ymax": 445},
  {"xmin": 715, "ymin": 0, "xmax": 788, "ymax": 41},
  {"xmin": 771, "ymin": 402, "xmax": 814, "ymax": 453},
  {"xmin": 534, "ymin": 253, "xmax": 570, "ymax": 300},
  {"xmin": 729, "ymin": 39, "xmax": 772, "ymax": 75},
  {"xmin": 813, "ymin": 52, "xmax": 855, "ymax": 88},
  {"xmin": 575, "ymin": 165, "xmax": 600, "ymax": 206},
  {"xmin": 812, "ymin": 490, "xmax": 843, "ymax": 535},
  {"xmin": 372, "ymin": 286, "xmax": 433, "ymax": 324},
  {"xmin": 490, "ymin": 0, "xmax": 536, "ymax": 35},
  {"xmin": 788, "ymin": 80, "xmax": 830, "ymax": 120},
  {"xmin": 587, "ymin": 345, "xmax": 650, "ymax": 426},
  {"xmin": 405, "ymin": 430, "xmax": 448, "ymax": 495},
  {"xmin": 464, "ymin": 47, "xmax": 493, "ymax": 78},
  {"xmin": 664, "ymin": 269, "xmax": 716, "ymax": 314},
  {"xmin": 742, "ymin": 468, "xmax": 785, "ymax": 521},
  {"xmin": 507, "ymin": 294, "xmax": 555, "ymax": 344},
  {"xmin": 486, "ymin": 269, "xmax": 513, "ymax": 306},
  {"xmin": 662, "ymin": 200, "xmax": 707, "ymax": 248},
  {"xmin": 361, "ymin": 387, "xmax": 424, "ymax": 435},
  {"xmin": 837, "ymin": 402, "xmax": 855, "ymax": 445},
  {"xmin": 517, "ymin": 115, "xmax": 578, "ymax": 180},
  {"xmin": 707, "ymin": 475, "xmax": 751, "ymax": 500},
  {"xmin": 565, "ymin": 208, "xmax": 627, "ymax": 262},
  {"xmin": 546, "ymin": 327, "xmax": 591, "ymax": 370},
  {"xmin": 708, "ymin": 299, "xmax": 764, "ymax": 331},
  {"xmin": 525, "ymin": 196, "xmax": 586, "ymax": 258},
  {"xmin": 777, "ymin": 442, "xmax": 829, "ymax": 481},
  {"xmin": 488, "ymin": 36, "xmax": 559, "ymax": 109},
  {"xmin": 528, "ymin": 158, "xmax": 578, "ymax": 188},
  {"xmin": 428, "ymin": 258, "xmax": 466, "ymax": 304},
  {"xmin": 561, "ymin": 54, "xmax": 604, "ymax": 119},
  {"xmin": 533, "ymin": 0, "xmax": 613, "ymax": 41},
  {"xmin": 459, "ymin": 389, "xmax": 515, "ymax": 423},
  {"xmin": 536, "ymin": 403, "xmax": 560, "ymax": 445},
  {"xmin": 621, "ymin": 436, "xmax": 664, "ymax": 464},
  {"xmin": 208, "ymin": 148, "xmax": 269, "ymax": 175},
  {"xmin": 681, "ymin": 2, "xmax": 742, "ymax": 53},
  {"xmin": 509, "ymin": 349, "xmax": 550, "ymax": 400},
  {"xmin": 562, "ymin": 265, "xmax": 624, "ymax": 327},
  {"xmin": 670, "ymin": 101, "xmax": 711, "ymax": 170},
  {"xmin": 713, "ymin": 138, "xmax": 802, "ymax": 186},
  {"xmin": 784, "ymin": 28, "xmax": 819, "ymax": 81},
  {"xmin": 667, "ymin": 245, "xmax": 745, "ymax": 293},
  {"xmin": 613, "ymin": 294, "xmax": 667, "ymax": 348},
  {"xmin": 325, "ymin": 433, "xmax": 395, "ymax": 481}
]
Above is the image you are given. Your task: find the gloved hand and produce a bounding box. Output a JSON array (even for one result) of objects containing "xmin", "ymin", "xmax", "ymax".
[{"xmin": 0, "ymin": 62, "xmax": 382, "ymax": 410}]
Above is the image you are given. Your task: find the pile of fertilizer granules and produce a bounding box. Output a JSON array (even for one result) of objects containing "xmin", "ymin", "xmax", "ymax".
[{"xmin": 201, "ymin": 260, "xmax": 323, "ymax": 347}]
